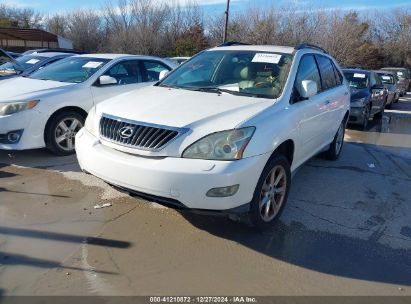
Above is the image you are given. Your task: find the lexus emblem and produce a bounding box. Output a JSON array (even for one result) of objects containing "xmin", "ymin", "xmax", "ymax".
[{"xmin": 118, "ymin": 126, "xmax": 135, "ymax": 139}]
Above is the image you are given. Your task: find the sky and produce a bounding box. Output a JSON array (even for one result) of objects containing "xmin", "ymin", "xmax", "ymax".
[{"xmin": 1, "ymin": 0, "xmax": 411, "ymax": 15}]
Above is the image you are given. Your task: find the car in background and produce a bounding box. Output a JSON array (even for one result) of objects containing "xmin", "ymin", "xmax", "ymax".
[
  {"xmin": 343, "ymin": 69, "xmax": 387, "ymax": 129},
  {"xmin": 166, "ymin": 56, "xmax": 190, "ymax": 65},
  {"xmin": 22, "ymin": 49, "xmax": 84, "ymax": 56},
  {"xmin": 76, "ymin": 44, "xmax": 350, "ymax": 230},
  {"xmin": 0, "ymin": 54, "xmax": 176, "ymax": 155},
  {"xmin": 381, "ymin": 67, "xmax": 410, "ymax": 95},
  {"xmin": 0, "ymin": 49, "xmax": 74, "ymax": 81},
  {"xmin": 376, "ymin": 70, "xmax": 399, "ymax": 107}
]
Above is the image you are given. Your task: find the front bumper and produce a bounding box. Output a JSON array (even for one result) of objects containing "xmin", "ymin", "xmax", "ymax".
[
  {"xmin": 0, "ymin": 110, "xmax": 45, "ymax": 150},
  {"xmin": 75, "ymin": 128, "xmax": 270, "ymax": 211}
]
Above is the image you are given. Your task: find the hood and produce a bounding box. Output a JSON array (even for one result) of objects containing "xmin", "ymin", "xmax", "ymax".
[
  {"xmin": 0, "ymin": 77, "xmax": 75, "ymax": 101},
  {"xmin": 97, "ymin": 86, "xmax": 274, "ymax": 130},
  {"xmin": 350, "ymin": 87, "xmax": 370, "ymax": 101}
]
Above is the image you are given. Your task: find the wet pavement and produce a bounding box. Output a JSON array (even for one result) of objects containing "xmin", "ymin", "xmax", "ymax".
[{"xmin": 0, "ymin": 96, "xmax": 411, "ymax": 296}]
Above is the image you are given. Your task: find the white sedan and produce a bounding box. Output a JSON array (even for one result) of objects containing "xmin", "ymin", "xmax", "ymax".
[{"xmin": 0, "ymin": 54, "xmax": 176, "ymax": 155}]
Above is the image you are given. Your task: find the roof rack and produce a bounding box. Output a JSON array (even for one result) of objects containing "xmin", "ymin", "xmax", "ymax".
[
  {"xmin": 295, "ymin": 43, "xmax": 327, "ymax": 54},
  {"xmin": 217, "ymin": 41, "xmax": 250, "ymax": 47}
]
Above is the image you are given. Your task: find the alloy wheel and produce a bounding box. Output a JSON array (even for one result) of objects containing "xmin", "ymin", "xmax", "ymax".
[
  {"xmin": 54, "ymin": 117, "xmax": 83, "ymax": 151},
  {"xmin": 259, "ymin": 165, "xmax": 287, "ymax": 222}
]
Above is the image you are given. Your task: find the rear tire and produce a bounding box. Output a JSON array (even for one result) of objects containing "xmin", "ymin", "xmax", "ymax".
[
  {"xmin": 45, "ymin": 111, "xmax": 85, "ymax": 156},
  {"xmin": 324, "ymin": 120, "xmax": 345, "ymax": 160},
  {"xmin": 249, "ymin": 155, "xmax": 291, "ymax": 231}
]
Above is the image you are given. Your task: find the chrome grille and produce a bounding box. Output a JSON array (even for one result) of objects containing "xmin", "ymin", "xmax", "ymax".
[{"xmin": 99, "ymin": 114, "xmax": 185, "ymax": 151}]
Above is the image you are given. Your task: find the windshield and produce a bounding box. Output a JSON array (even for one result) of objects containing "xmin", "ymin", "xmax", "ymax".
[
  {"xmin": 29, "ymin": 57, "xmax": 110, "ymax": 83},
  {"xmin": 379, "ymin": 74, "xmax": 394, "ymax": 85},
  {"xmin": 0, "ymin": 55, "xmax": 46, "ymax": 74},
  {"xmin": 395, "ymin": 71, "xmax": 407, "ymax": 79},
  {"xmin": 343, "ymin": 72, "xmax": 368, "ymax": 89},
  {"xmin": 159, "ymin": 50, "xmax": 293, "ymax": 99}
]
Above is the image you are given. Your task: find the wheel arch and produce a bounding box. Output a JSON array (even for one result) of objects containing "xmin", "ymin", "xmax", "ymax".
[
  {"xmin": 343, "ymin": 110, "xmax": 349, "ymax": 124},
  {"xmin": 43, "ymin": 106, "xmax": 88, "ymax": 142},
  {"xmin": 270, "ymin": 139, "xmax": 295, "ymax": 166}
]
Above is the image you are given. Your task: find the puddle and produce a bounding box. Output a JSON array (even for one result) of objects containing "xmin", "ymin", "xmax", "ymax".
[{"xmin": 346, "ymin": 114, "xmax": 411, "ymax": 150}]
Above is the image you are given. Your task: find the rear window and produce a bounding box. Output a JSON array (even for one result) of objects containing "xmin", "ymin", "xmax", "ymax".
[{"xmin": 380, "ymin": 74, "xmax": 394, "ymax": 84}]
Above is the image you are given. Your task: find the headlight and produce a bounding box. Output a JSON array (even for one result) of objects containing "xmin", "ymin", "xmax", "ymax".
[
  {"xmin": 0, "ymin": 100, "xmax": 39, "ymax": 116},
  {"xmin": 85, "ymin": 107, "xmax": 98, "ymax": 136},
  {"xmin": 182, "ymin": 127, "xmax": 255, "ymax": 160},
  {"xmin": 350, "ymin": 97, "xmax": 367, "ymax": 107}
]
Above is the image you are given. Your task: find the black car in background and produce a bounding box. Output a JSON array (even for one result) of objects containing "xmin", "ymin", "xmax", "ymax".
[{"xmin": 343, "ymin": 69, "xmax": 387, "ymax": 129}]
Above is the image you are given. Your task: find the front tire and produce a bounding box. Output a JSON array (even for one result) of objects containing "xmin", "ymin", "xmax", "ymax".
[
  {"xmin": 324, "ymin": 120, "xmax": 345, "ymax": 160},
  {"xmin": 250, "ymin": 155, "xmax": 291, "ymax": 231},
  {"xmin": 386, "ymin": 97, "xmax": 393, "ymax": 109},
  {"xmin": 361, "ymin": 104, "xmax": 371, "ymax": 130},
  {"xmin": 374, "ymin": 100, "xmax": 385, "ymax": 120},
  {"xmin": 45, "ymin": 111, "xmax": 85, "ymax": 156}
]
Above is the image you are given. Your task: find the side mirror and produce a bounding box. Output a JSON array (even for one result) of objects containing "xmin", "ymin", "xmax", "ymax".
[
  {"xmin": 159, "ymin": 70, "xmax": 169, "ymax": 80},
  {"xmin": 300, "ymin": 80, "xmax": 318, "ymax": 99},
  {"xmin": 99, "ymin": 75, "xmax": 117, "ymax": 86}
]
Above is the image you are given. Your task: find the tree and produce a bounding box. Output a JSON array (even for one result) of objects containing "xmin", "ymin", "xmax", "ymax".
[
  {"xmin": 0, "ymin": 4, "xmax": 43, "ymax": 29},
  {"xmin": 174, "ymin": 24, "xmax": 208, "ymax": 56}
]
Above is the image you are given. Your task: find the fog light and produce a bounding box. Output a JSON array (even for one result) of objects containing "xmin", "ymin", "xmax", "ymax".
[
  {"xmin": 7, "ymin": 132, "xmax": 21, "ymax": 143},
  {"xmin": 206, "ymin": 184, "xmax": 239, "ymax": 197}
]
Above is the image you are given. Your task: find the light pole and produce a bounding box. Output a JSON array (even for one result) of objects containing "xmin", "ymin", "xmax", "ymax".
[{"xmin": 223, "ymin": 0, "xmax": 230, "ymax": 43}]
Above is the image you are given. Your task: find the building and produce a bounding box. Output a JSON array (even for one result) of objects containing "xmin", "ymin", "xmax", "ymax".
[{"xmin": 0, "ymin": 28, "xmax": 73, "ymax": 52}]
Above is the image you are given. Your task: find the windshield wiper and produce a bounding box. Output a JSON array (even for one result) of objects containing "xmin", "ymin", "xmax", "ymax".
[
  {"xmin": 189, "ymin": 87, "xmax": 237, "ymax": 95},
  {"xmin": 157, "ymin": 83, "xmax": 182, "ymax": 90},
  {"xmin": 193, "ymin": 87, "xmax": 270, "ymax": 98}
]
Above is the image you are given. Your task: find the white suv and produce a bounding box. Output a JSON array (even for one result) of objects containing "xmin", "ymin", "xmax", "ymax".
[{"xmin": 76, "ymin": 44, "xmax": 350, "ymax": 229}]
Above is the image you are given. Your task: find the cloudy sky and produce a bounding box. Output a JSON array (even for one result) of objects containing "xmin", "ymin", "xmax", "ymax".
[{"xmin": 2, "ymin": 0, "xmax": 411, "ymax": 14}]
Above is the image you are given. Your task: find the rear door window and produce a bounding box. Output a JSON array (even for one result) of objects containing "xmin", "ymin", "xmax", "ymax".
[
  {"xmin": 316, "ymin": 55, "xmax": 337, "ymax": 90},
  {"xmin": 331, "ymin": 62, "xmax": 343, "ymax": 86}
]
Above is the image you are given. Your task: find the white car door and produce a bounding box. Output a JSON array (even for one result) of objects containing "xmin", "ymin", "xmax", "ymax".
[{"xmin": 292, "ymin": 54, "xmax": 330, "ymax": 164}]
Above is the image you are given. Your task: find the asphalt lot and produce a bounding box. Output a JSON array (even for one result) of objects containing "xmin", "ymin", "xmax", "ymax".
[{"xmin": 0, "ymin": 96, "xmax": 411, "ymax": 296}]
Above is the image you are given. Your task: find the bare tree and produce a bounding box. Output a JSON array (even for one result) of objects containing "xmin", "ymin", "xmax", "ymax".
[
  {"xmin": 4, "ymin": 1, "xmax": 411, "ymax": 68},
  {"xmin": 0, "ymin": 4, "xmax": 43, "ymax": 28}
]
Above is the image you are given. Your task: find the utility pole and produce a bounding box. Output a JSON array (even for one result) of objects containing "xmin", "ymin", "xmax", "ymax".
[{"xmin": 223, "ymin": 0, "xmax": 230, "ymax": 43}]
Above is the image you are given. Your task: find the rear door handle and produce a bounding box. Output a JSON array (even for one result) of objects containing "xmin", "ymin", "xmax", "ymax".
[
  {"xmin": 324, "ymin": 100, "xmax": 331, "ymax": 105},
  {"xmin": 344, "ymin": 91, "xmax": 349, "ymax": 96}
]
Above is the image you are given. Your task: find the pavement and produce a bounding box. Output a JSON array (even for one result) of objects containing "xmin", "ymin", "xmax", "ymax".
[{"xmin": 0, "ymin": 96, "xmax": 410, "ymax": 296}]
